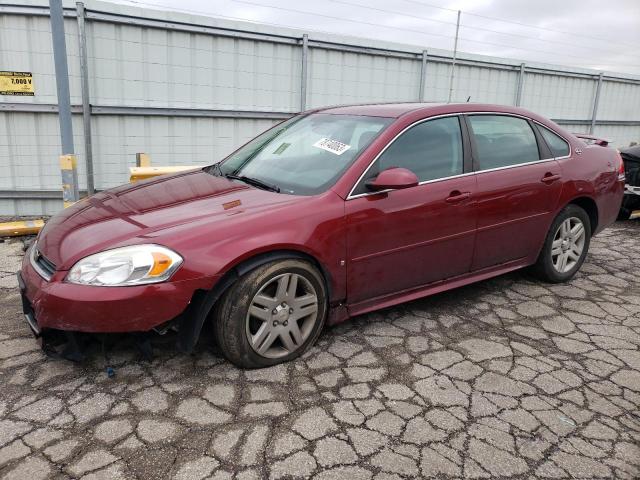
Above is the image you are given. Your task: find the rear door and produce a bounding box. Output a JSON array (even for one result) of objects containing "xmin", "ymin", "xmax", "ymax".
[{"xmin": 466, "ymin": 114, "xmax": 562, "ymax": 270}]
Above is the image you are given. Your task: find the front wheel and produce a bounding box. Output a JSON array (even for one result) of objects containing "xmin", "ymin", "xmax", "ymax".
[
  {"xmin": 213, "ymin": 259, "xmax": 327, "ymax": 368},
  {"xmin": 532, "ymin": 204, "xmax": 591, "ymax": 283}
]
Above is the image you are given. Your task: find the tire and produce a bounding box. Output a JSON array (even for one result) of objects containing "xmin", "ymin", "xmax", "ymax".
[
  {"xmin": 213, "ymin": 259, "xmax": 327, "ymax": 368},
  {"xmin": 532, "ymin": 204, "xmax": 591, "ymax": 283},
  {"xmin": 617, "ymin": 207, "xmax": 632, "ymax": 221}
]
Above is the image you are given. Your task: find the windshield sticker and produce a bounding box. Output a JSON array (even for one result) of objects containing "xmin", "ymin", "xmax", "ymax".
[
  {"xmin": 272, "ymin": 142, "xmax": 291, "ymax": 155},
  {"xmin": 313, "ymin": 138, "xmax": 351, "ymax": 156}
]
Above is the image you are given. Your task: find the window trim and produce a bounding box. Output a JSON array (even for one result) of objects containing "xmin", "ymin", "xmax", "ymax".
[
  {"xmin": 347, "ymin": 113, "xmax": 468, "ymax": 200},
  {"xmin": 533, "ymin": 120, "xmax": 572, "ymax": 160},
  {"xmin": 465, "ymin": 112, "xmax": 551, "ymax": 174},
  {"xmin": 346, "ymin": 111, "xmax": 573, "ymax": 200}
]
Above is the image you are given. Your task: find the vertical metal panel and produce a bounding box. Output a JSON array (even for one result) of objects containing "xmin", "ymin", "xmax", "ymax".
[
  {"xmin": 0, "ymin": 112, "xmax": 86, "ymax": 189},
  {"xmin": 307, "ymin": 47, "xmax": 421, "ymax": 108},
  {"xmin": 597, "ymin": 80, "xmax": 640, "ymax": 121},
  {"xmin": 559, "ymin": 123, "xmax": 638, "ymax": 148},
  {"xmin": 88, "ymin": 22, "xmax": 301, "ymax": 111},
  {"xmin": 590, "ymin": 124, "xmax": 639, "ymax": 148},
  {"xmin": 445, "ymin": 64, "xmax": 518, "ymax": 104},
  {"xmin": 424, "ymin": 61, "xmax": 453, "ymax": 101},
  {"xmin": 520, "ymin": 72, "xmax": 596, "ymax": 119},
  {"xmin": 91, "ymin": 116, "xmax": 279, "ymax": 189},
  {"xmin": 0, "ymin": 199, "xmax": 63, "ymax": 216}
]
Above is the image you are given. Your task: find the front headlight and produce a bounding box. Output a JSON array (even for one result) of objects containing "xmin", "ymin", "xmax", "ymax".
[{"xmin": 66, "ymin": 244, "xmax": 183, "ymax": 286}]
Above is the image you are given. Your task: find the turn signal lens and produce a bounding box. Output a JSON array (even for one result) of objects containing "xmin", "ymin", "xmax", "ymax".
[{"xmin": 149, "ymin": 252, "xmax": 173, "ymax": 277}]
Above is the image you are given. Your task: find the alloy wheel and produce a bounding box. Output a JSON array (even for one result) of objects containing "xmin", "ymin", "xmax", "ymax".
[
  {"xmin": 551, "ymin": 217, "xmax": 586, "ymax": 273},
  {"xmin": 245, "ymin": 273, "xmax": 319, "ymax": 359}
]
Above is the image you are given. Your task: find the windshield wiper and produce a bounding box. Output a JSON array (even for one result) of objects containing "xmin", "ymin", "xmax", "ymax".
[{"xmin": 225, "ymin": 174, "xmax": 280, "ymax": 193}]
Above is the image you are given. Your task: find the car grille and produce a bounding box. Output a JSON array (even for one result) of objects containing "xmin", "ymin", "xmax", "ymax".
[{"xmin": 31, "ymin": 247, "xmax": 57, "ymax": 281}]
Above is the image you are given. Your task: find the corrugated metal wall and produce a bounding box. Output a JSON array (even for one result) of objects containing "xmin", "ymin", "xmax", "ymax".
[
  {"xmin": 1, "ymin": 0, "xmax": 639, "ymax": 215},
  {"xmin": 307, "ymin": 48, "xmax": 421, "ymax": 107}
]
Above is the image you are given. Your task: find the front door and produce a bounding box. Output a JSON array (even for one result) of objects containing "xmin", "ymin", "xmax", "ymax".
[
  {"xmin": 466, "ymin": 114, "xmax": 563, "ymax": 270},
  {"xmin": 345, "ymin": 115, "xmax": 477, "ymax": 305}
]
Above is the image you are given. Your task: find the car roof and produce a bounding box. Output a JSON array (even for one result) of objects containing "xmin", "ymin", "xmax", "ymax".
[
  {"xmin": 318, "ymin": 103, "xmax": 444, "ymax": 117},
  {"xmin": 315, "ymin": 102, "xmax": 542, "ymax": 120}
]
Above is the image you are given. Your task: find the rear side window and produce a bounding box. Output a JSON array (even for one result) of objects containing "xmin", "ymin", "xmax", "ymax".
[
  {"xmin": 353, "ymin": 116, "xmax": 463, "ymax": 195},
  {"xmin": 539, "ymin": 125, "xmax": 570, "ymax": 157},
  {"xmin": 468, "ymin": 115, "xmax": 540, "ymax": 171}
]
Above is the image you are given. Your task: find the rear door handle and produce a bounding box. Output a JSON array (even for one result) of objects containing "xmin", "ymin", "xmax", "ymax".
[
  {"xmin": 541, "ymin": 173, "xmax": 561, "ymax": 184},
  {"xmin": 445, "ymin": 190, "xmax": 471, "ymax": 203}
]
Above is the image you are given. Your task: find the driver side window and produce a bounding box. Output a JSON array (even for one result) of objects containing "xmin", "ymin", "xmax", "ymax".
[{"xmin": 353, "ymin": 116, "xmax": 464, "ymax": 195}]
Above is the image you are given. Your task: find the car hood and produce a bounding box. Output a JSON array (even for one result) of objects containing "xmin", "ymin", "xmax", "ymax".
[{"xmin": 37, "ymin": 169, "xmax": 301, "ymax": 270}]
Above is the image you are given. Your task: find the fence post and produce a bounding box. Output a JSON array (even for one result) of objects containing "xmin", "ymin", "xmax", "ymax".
[
  {"xmin": 590, "ymin": 72, "xmax": 603, "ymax": 134},
  {"xmin": 300, "ymin": 34, "xmax": 309, "ymax": 112},
  {"xmin": 60, "ymin": 154, "xmax": 80, "ymax": 208},
  {"xmin": 419, "ymin": 50, "xmax": 428, "ymax": 101},
  {"xmin": 76, "ymin": 1, "xmax": 95, "ymax": 195},
  {"xmin": 50, "ymin": 0, "xmax": 79, "ymax": 206},
  {"xmin": 515, "ymin": 63, "xmax": 525, "ymax": 106},
  {"xmin": 447, "ymin": 10, "xmax": 461, "ymax": 103}
]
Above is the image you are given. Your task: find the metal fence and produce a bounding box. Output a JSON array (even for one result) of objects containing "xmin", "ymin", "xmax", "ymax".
[{"xmin": 1, "ymin": 0, "xmax": 639, "ymax": 215}]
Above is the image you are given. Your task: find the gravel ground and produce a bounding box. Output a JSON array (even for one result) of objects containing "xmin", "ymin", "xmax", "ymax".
[{"xmin": 0, "ymin": 221, "xmax": 639, "ymax": 479}]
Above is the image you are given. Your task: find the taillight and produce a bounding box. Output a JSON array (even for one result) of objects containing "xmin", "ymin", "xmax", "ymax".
[{"xmin": 616, "ymin": 150, "xmax": 625, "ymax": 182}]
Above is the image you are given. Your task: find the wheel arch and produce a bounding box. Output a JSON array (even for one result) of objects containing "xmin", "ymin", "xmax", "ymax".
[
  {"xmin": 176, "ymin": 248, "xmax": 333, "ymax": 354},
  {"xmin": 231, "ymin": 249, "xmax": 332, "ymax": 298},
  {"xmin": 566, "ymin": 196, "xmax": 599, "ymax": 234}
]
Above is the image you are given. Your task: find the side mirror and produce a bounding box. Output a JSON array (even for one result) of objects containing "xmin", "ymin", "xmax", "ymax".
[{"xmin": 366, "ymin": 167, "xmax": 419, "ymax": 191}]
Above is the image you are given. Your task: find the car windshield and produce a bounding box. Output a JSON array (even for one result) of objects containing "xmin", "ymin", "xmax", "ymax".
[{"xmin": 210, "ymin": 113, "xmax": 393, "ymax": 195}]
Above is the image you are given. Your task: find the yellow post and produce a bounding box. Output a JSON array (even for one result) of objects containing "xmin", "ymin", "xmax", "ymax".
[
  {"xmin": 60, "ymin": 154, "xmax": 79, "ymax": 208},
  {"xmin": 136, "ymin": 153, "xmax": 151, "ymax": 167}
]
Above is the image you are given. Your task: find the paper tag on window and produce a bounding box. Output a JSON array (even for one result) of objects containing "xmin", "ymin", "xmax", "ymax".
[{"xmin": 313, "ymin": 138, "xmax": 351, "ymax": 155}]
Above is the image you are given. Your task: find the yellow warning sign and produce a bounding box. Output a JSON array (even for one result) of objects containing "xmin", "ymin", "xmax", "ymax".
[{"xmin": 0, "ymin": 71, "xmax": 34, "ymax": 96}]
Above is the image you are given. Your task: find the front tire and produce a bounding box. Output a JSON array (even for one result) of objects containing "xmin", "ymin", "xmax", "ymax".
[
  {"xmin": 213, "ymin": 259, "xmax": 327, "ymax": 368},
  {"xmin": 532, "ymin": 204, "xmax": 591, "ymax": 283}
]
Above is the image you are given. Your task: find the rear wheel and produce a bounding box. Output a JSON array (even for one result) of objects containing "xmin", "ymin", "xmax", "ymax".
[
  {"xmin": 213, "ymin": 259, "xmax": 327, "ymax": 368},
  {"xmin": 617, "ymin": 206, "xmax": 632, "ymax": 221},
  {"xmin": 532, "ymin": 204, "xmax": 591, "ymax": 283}
]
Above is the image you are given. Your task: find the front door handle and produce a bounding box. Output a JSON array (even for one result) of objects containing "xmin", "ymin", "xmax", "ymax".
[
  {"xmin": 445, "ymin": 190, "xmax": 471, "ymax": 203},
  {"xmin": 541, "ymin": 173, "xmax": 561, "ymax": 184}
]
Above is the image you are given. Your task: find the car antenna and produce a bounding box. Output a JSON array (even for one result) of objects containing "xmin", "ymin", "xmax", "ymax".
[{"xmin": 466, "ymin": 96, "xmax": 471, "ymax": 102}]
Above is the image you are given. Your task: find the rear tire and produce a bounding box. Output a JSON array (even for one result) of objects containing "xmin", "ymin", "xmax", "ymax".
[
  {"xmin": 213, "ymin": 259, "xmax": 327, "ymax": 368},
  {"xmin": 532, "ymin": 204, "xmax": 591, "ymax": 283},
  {"xmin": 617, "ymin": 206, "xmax": 632, "ymax": 221}
]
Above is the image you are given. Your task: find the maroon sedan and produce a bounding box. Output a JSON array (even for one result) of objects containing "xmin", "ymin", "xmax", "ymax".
[{"xmin": 19, "ymin": 103, "xmax": 625, "ymax": 368}]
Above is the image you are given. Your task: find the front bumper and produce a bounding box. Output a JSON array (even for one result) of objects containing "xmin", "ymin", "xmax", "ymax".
[{"xmin": 19, "ymin": 251, "xmax": 217, "ymax": 334}]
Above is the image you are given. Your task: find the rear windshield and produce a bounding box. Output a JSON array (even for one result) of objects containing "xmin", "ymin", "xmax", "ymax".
[{"xmin": 213, "ymin": 113, "xmax": 392, "ymax": 195}]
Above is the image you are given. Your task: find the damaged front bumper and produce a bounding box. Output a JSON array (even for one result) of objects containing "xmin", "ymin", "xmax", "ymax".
[
  {"xmin": 17, "ymin": 270, "xmax": 188, "ymax": 362},
  {"xmin": 17, "ymin": 252, "xmax": 221, "ymax": 361}
]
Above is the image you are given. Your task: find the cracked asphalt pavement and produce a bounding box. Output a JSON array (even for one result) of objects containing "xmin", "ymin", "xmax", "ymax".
[{"xmin": 1, "ymin": 221, "xmax": 639, "ymax": 479}]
